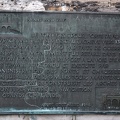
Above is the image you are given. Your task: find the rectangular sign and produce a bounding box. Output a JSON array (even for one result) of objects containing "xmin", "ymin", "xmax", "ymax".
[{"xmin": 0, "ymin": 12, "xmax": 120, "ymax": 114}]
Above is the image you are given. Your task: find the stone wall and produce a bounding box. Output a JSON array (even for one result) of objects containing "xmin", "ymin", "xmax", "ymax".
[
  {"xmin": 0, "ymin": 115, "xmax": 120, "ymax": 120},
  {"xmin": 0, "ymin": 0, "xmax": 120, "ymax": 11}
]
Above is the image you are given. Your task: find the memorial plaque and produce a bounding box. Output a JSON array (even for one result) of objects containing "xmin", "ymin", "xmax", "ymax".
[{"xmin": 0, "ymin": 12, "xmax": 120, "ymax": 114}]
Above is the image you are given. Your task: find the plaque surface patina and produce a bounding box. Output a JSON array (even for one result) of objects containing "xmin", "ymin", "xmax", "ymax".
[{"xmin": 0, "ymin": 12, "xmax": 120, "ymax": 114}]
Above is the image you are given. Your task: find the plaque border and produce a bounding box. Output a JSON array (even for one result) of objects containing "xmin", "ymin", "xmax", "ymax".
[{"xmin": 0, "ymin": 12, "xmax": 120, "ymax": 114}]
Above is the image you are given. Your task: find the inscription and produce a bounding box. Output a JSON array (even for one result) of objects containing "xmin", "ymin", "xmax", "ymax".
[
  {"xmin": 0, "ymin": 12, "xmax": 120, "ymax": 113},
  {"xmin": 27, "ymin": 18, "xmax": 66, "ymax": 22}
]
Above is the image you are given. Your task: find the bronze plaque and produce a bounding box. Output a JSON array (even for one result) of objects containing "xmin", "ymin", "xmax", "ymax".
[{"xmin": 0, "ymin": 12, "xmax": 120, "ymax": 114}]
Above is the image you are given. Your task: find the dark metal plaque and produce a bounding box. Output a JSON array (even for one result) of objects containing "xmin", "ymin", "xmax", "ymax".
[{"xmin": 0, "ymin": 12, "xmax": 120, "ymax": 114}]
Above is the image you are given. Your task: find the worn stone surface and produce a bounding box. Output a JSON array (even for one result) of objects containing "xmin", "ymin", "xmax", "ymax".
[
  {"xmin": 0, "ymin": 115, "xmax": 120, "ymax": 120},
  {"xmin": 23, "ymin": 1, "xmax": 45, "ymax": 11},
  {"xmin": 0, "ymin": 0, "xmax": 45, "ymax": 11},
  {"xmin": 0, "ymin": 0, "xmax": 120, "ymax": 12}
]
